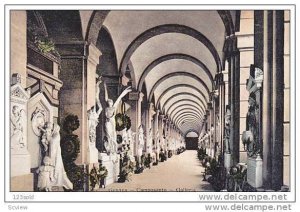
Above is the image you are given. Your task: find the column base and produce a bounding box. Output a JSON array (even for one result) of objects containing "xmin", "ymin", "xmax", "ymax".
[
  {"xmin": 87, "ymin": 145, "xmax": 99, "ymax": 164},
  {"xmin": 224, "ymin": 152, "xmax": 233, "ymax": 171},
  {"xmin": 247, "ymin": 155, "xmax": 263, "ymax": 188},
  {"xmin": 99, "ymin": 153, "xmax": 120, "ymax": 186}
]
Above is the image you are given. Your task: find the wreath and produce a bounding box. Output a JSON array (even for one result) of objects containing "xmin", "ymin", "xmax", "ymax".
[
  {"xmin": 115, "ymin": 113, "xmax": 131, "ymax": 131},
  {"xmin": 99, "ymin": 164, "xmax": 108, "ymax": 179}
]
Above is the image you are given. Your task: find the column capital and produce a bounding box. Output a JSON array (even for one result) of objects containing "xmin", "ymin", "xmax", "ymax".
[
  {"xmin": 128, "ymin": 91, "xmax": 144, "ymax": 101},
  {"xmin": 56, "ymin": 41, "xmax": 88, "ymax": 58},
  {"xmin": 87, "ymin": 43, "xmax": 102, "ymax": 65}
]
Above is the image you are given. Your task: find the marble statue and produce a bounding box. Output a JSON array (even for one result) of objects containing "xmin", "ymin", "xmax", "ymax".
[
  {"xmin": 10, "ymin": 105, "xmax": 25, "ymax": 149},
  {"xmin": 224, "ymin": 106, "xmax": 231, "ymax": 153},
  {"xmin": 104, "ymin": 83, "xmax": 132, "ymax": 154},
  {"xmin": 155, "ymin": 131, "xmax": 160, "ymax": 153},
  {"xmin": 245, "ymin": 94, "xmax": 258, "ymax": 155},
  {"xmin": 39, "ymin": 122, "xmax": 53, "ymax": 153},
  {"xmin": 48, "ymin": 124, "xmax": 73, "ymax": 190},
  {"xmin": 88, "ymin": 77, "xmax": 102, "ymax": 144},
  {"xmin": 147, "ymin": 128, "xmax": 153, "ymax": 153},
  {"xmin": 36, "ymin": 156, "xmax": 54, "ymax": 191},
  {"xmin": 137, "ymin": 125, "xmax": 145, "ymax": 156},
  {"xmin": 127, "ymin": 128, "xmax": 135, "ymax": 157}
]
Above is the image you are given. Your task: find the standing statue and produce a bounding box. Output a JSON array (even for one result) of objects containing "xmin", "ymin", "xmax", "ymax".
[
  {"xmin": 127, "ymin": 128, "xmax": 135, "ymax": 157},
  {"xmin": 137, "ymin": 125, "xmax": 145, "ymax": 156},
  {"xmin": 224, "ymin": 106, "xmax": 231, "ymax": 153},
  {"xmin": 147, "ymin": 128, "xmax": 153, "ymax": 153},
  {"xmin": 244, "ymin": 94, "xmax": 258, "ymax": 155},
  {"xmin": 48, "ymin": 124, "xmax": 73, "ymax": 190},
  {"xmin": 38, "ymin": 123, "xmax": 73, "ymax": 190},
  {"xmin": 103, "ymin": 83, "xmax": 132, "ymax": 154},
  {"xmin": 155, "ymin": 131, "xmax": 160, "ymax": 153},
  {"xmin": 87, "ymin": 77, "xmax": 103, "ymax": 144},
  {"xmin": 10, "ymin": 105, "xmax": 25, "ymax": 150}
]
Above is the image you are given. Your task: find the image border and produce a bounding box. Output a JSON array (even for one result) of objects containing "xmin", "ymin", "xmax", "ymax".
[{"xmin": 3, "ymin": 3, "xmax": 297, "ymax": 203}]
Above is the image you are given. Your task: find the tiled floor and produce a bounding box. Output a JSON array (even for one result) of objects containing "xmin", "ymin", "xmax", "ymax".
[{"xmin": 99, "ymin": 150, "xmax": 213, "ymax": 192}]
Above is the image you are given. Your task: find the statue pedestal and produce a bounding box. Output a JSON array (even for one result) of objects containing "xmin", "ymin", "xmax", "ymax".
[
  {"xmin": 247, "ymin": 155, "xmax": 263, "ymax": 188},
  {"xmin": 87, "ymin": 144, "xmax": 99, "ymax": 164},
  {"xmin": 224, "ymin": 152, "xmax": 232, "ymax": 171},
  {"xmin": 99, "ymin": 153, "xmax": 120, "ymax": 185}
]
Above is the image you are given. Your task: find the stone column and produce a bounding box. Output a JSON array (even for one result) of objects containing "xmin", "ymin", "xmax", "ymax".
[
  {"xmin": 10, "ymin": 11, "xmax": 27, "ymax": 88},
  {"xmin": 58, "ymin": 42, "xmax": 101, "ymax": 165},
  {"xmin": 218, "ymin": 73, "xmax": 225, "ymax": 155},
  {"xmin": 271, "ymin": 10, "xmax": 284, "ymax": 191},
  {"xmin": 210, "ymin": 99, "xmax": 215, "ymax": 158},
  {"xmin": 128, "ymin": 91, "xmax": 144, "ymax": 156},
  {"xmin": 229, "ymin": 36, "xmax": 240, "ymax": 165},
  {"xmin": 145, "ymin": 102, "xmax": 154, "ymax": 153},
  {"xmin": 158, "ymin": 114, "xmax": 165, "ymax": 151},
  {"xmin": 153, "ymin": 109, "xmax": 159, "ymax": 159},
  {"xmin": 205, "ymin": 109, "xmax": 211, "ymax": 156},
  {"xmin": 86, "ymin": 45, "xmax": 102, "ymax": 164},
  {"xmin": 261, "ymin": 10, "xmax": 285, "ymax": 191},
  {"xmin": 262, "ymin": 10, "xmax": 273, "ymax": 189}
]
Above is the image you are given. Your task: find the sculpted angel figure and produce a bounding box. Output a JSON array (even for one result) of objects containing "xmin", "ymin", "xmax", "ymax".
[
  {"xmin": 104, "ymin": 83, "xmax": 132, "ymax": 154},
  {"xmin": 137, "ymin": 125, "xmax": 145, "ymax": 156},
  {"xmin": 10, "ymin": 105, "xmax": 25, "ymax": 149}
]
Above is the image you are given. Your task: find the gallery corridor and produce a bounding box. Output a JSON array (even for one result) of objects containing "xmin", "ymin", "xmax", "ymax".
[{"xmin": 100, "ymin": 150, "xmax": 213, "ymax": 192}]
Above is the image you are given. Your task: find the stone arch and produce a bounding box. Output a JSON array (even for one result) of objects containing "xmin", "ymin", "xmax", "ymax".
[
  {"xmin": 137, "ymin": 53, "xmax": 214, "ymax": 91},
  {"xmin": 85, "ymin": 10, "xmax": 110, "ymax": 44},
  {"xmin": 178, "ymin": 119, "xmax": 201, "ymax": 131},
  {"xmin": 168, "ymin": 104, "xmax": 204, "ymax": 120},
  {"xmin": 119, "ymin": 24, "xmax": 222, "ymax": 74},
  {"xmin": 184, "ymin": 129, "xmax": 200, "ymax": 137},
  {"xmin": 155, "ymin": 84, "xmax": 209, "ymax": 110},
  {"xmin": 217, "ymin": 10, "xmax": 235, "ymax": 36},
  {"xmin": 173, "ymin": 111, "xmax": 202, "ymax": 125},
  {"xmin": 175, "ymin": 114, "xmax": 201, "ymax": 126},
  {"xmin": 149, "ymin": 72, "xmax": 210, "ymax": 102},
  {"xmin": 160, "ymin": 92, "xmax": 206, "ymax": 113},
  {"xmin": 164, "ymin": 98, "xmax": 205, "ymax": 116},
  {"xmin": 96, "ymin": 25, "xmax": 119, "ymax": 76}
]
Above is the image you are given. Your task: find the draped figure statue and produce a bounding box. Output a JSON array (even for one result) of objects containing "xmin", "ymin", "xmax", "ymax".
[{"xmin": 49, "ymin": 124, "xmax": 73, "ymax": 190}]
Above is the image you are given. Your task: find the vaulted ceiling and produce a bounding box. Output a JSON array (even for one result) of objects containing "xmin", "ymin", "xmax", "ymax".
[
  {"xmin": 101, "ymin": 10, "xmax": 234, "ymax": 135},
  {"xmin": 35, "ymin": 10, "xmax": 235, "ymax": 136}
]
